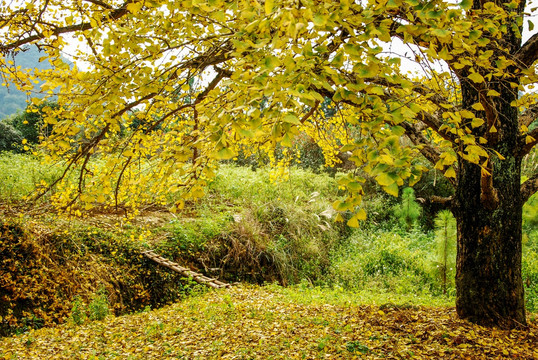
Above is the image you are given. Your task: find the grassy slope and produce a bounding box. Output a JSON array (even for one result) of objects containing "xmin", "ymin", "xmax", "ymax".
[
  {"xmin": 1, "ymin": 152, "xmax": 537, "ymax": 358},
  {"xmin": 0, "ymin": 285, "xmax": 536, "ymax": 359}
]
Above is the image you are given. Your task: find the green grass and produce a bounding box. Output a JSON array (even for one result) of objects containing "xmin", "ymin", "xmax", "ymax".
[
  {"xmin": 0, "ymin": 151, "xmax": 537, "ymax": 331},
  {"xmin": 0, "ymin": 152, "xmax": 62, "ymax": 202}
]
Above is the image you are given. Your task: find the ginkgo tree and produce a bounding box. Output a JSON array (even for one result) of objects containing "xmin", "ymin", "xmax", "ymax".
[{"xmin": 1, "ymin": 0, "xmax": 537, "ymax": 328}]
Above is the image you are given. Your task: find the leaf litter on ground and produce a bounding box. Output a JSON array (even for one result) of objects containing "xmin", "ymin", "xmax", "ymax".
[{"xmin": 0, "ymin": 284, "xmax": 536, "ymax": 359}]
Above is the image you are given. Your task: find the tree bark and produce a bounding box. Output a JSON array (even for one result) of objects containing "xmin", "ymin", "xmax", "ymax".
[
  {"xmin": 454, "ymin": 160, "xmax": 526, "ymax": 328},
  {"xmin": 453, "ymin": 74, "xmax": 526, "ymax": 328}
]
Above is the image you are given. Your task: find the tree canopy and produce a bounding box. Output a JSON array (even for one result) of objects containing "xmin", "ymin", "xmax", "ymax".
[{"xmin": 1, "ymin": 0, "xmax": 538, "ymax": 327}]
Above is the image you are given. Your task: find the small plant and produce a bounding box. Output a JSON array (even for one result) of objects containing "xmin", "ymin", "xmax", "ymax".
[
  {"xmin": 393, "ymin": 187, "xmax": 421, "ymax": 231},
  {"xmin": 88, "ymin": 287, "xmax": 110, "ymax": 321},
  {"xmin": 434, "ymin": 210, "xmax": 457, "ymax": 294},
  {"xmin": 346, "ymin": 341, "xmax": 369, "ymax": 354},
  {"xmin": 70, "ymin": 296, "xmax": 87, "ymax": 325}
]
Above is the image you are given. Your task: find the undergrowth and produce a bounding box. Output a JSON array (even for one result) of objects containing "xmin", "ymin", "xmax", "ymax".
[{"xmin": 0, "ymin": 153, "xmax": 537, "ymax": 336}]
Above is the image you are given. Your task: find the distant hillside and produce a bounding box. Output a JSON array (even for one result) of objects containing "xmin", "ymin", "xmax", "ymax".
[{"xmin": 0, "ymin": 47, "xmax": 67, "ymax": 120}]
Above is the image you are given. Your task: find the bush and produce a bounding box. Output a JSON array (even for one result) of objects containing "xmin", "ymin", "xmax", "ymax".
[
  {"xmin": 328, "ymin": 229, "xmax": 438, "ymax": 296},
  {"xmin": 0, "ymin": 121, "xmax": 23, "ymax": 152},
  {"xmin": 4, "ymin": 102, "xmax": 56, "ymax": 144}
]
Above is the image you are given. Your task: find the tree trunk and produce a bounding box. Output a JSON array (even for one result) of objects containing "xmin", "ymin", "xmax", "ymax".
[
  {"xmin": 454, "ymin": 160, "xmax": 526, "ymax": 328},
  {"xmin": 454, "ymin": 75, "xmax": 526, "ymax": 328}
]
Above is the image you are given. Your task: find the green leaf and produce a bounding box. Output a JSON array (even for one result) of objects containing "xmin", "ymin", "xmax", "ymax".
[
  {"xmin": 264, "ymin": 56, "xmax": 279, "ymax": 70},
  {"xmin": 282, "ymin": 114, "xmax": 301, "ymax": 125},
  {"xmin": 460, "ymin": 0, "xmax": 472, "ymax": 10},
  {"xmin": 313, "ymin": 14, "xmax": 327, "ymax": 27},
  {"xmin": 281, "ymin": 132, "xmax": 293, "ymax": 147},
  {"xmin": 376, "ymin": 172, "xmax": 394, "ymax": 187},
  {"xmin": 215, "ymin": 147, "xmax": 236, "ymax": 160}
]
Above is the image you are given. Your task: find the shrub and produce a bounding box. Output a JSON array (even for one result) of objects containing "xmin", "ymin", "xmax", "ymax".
[
  {"xmin": 88, "ymin": 287, "xmax": 110, "ymax": 321},
  {"xmin": 328, "ymin": 229, "xmax": 437, "ymax": 296},
  {"xmin": 392, "ymin": 187, "xmax": 421, "ymax": 231},
  {"xmin": 0, "ymin": 121, "xmax": 23, "ymax": 152},
  {"xmin": 4, "ymin": 102, "xmax": 57, "ymax": 144}
]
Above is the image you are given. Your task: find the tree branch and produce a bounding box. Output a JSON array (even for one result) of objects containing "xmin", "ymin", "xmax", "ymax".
[
  {"xmin": 519, "ymin": 103, "xmax": 538, "ymax": 128},
  {"xmin": 400, "ymin": 121, "xmax": 456, "ymax": 187},
  {"xmin": 521, "ymin": 172, "xmax": 538, "ymax": 204},
  {"xmin": 515, "ymin": 32, "xmax": 538, "ymax": 69},
  {"xmin": 519, "ymin": 127, "xmax": 538, "ymax": 157},
  {"xmin": 417, "ymin": 195, "xmax": 454, "ymax": 211},
  {"xmin": 0, "ymin": 0, "xmax": 134, "ymax": 53}
]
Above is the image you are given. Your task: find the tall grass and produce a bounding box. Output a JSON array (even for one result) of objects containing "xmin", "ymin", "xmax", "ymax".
[{"xmin": 0, "ymin": 152, "xmax": 62, "ymax": 202}]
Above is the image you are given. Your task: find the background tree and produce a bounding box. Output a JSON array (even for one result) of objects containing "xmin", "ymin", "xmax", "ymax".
[
  {"xmin": 1, "ymin": 0, "xmax": 537, "ymax": 328},
  {"xmin": 0, "ymin": 121, "xmax": 23, "ymax": 153},
  {"xmin": 393, "ymin": 187, "xmax": 421, "ymax": 231},
  {"xmin": 5, "ymin": 102, "xmax": 57, "ymax": 144}
]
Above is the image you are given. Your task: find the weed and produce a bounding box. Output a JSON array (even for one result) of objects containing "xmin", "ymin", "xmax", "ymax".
[
  {"xmin": 88, "ymin": 287, "xmax": 110, "ymax": 321},
  {"xmin": 70, "ymin": 296, "xmax": 87, "ymax": 325},
  {"xmin": 346, "ymin": 341, "xmax": 369, "ymax": 354}
]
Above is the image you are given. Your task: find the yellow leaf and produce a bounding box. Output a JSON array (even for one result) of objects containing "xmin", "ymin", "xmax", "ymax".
[
  {"xmin": 265, "ymin": 0, "xmax": 274, "ymax": 15},
  {"xmin": 468, "ymin": 72, "xmax": 484, "ymax": 83},
  {"xmin": 471, "ymin": 118, "xmax": 485, "ymax": 128},
  {"xmin": 487, "ymin": 90, "xmax": 501, "ymax": 97},
  {"xmin": 383, "ymin": 182, "xmax": 399, "ymax": 197},
  {"xmin": 460, "ymin": 110, "xmax": 474, "ymax": 119},
  {"xmin": 356, "ymin": 208, "xmax": 367, "ymax": 220},
  {"xmin": 347, "ymin": 215, "xmax": 359, "ymax": 228},
  {"xmin": 445, "ymin": 166, "xmax": 456, "ymax": 178},
  {"xmin": 472, "ymin": 102, "xmax": 485, "ymax": 111},
  {"xmin": 127, "ymin": 2, "xmax": 143, "ymax": 14}
]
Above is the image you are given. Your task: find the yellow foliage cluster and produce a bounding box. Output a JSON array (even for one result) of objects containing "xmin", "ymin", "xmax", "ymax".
[{"xmin": 0, "ymin": 219, "xmax": 185, "ymax": 335}]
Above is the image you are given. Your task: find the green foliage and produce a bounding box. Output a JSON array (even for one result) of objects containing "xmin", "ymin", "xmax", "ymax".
[
  {"xmin": 328, "ymin": 229, "xmax": 438, "ymax": 296},
  {"xmin": 0, "ymin": 47, "xmax": 60, "ymax": 120},
  {"xmin": 4, "ymin": 102, "xmax": 56, "ymax": 144},
  {"xmin": 392, "ymin": 187, "xmax": 421, "ymax": 231},
  {"xmin": 69, "ymin": 297, "xmax": 87, "ymax": 325},
  {"xmin": 434, "ymin": 210, "xmax": 457, "ymax": 295},
  {"xmin": 87, "ymin": 287, "xmax": 110, "ymax": 321},
  {"xmin": 523, "ymin": 192, "xmax": 538, "ymax": 242},
  {"xmin": 523, "ymin": 252, "xmax": 538, "ymax": 312},
  {"xmin": 0, "ymin": 122, "xmax": 23, "ymax": 152}
]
